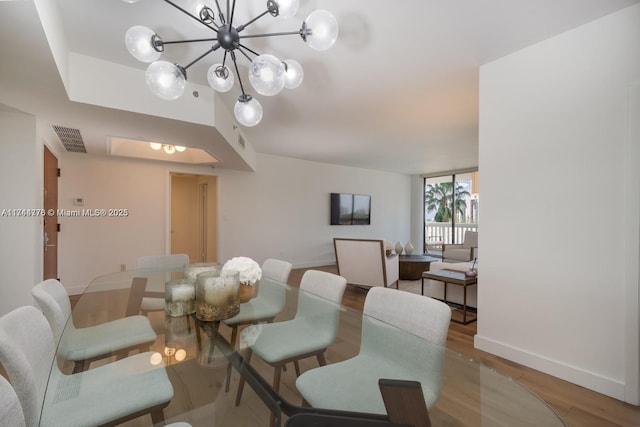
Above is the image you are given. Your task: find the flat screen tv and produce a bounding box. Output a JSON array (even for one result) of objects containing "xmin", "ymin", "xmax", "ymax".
[{"xmin": 330, "ymin": 193, "xmax": 371, "ymax": 225}]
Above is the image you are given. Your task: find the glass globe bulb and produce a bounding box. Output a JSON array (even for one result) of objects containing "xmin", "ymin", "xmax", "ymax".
[
  {"xmin": 207, "ymin": 64, "xmax": 234, "ymax": 92},
  {"xmin": 145, "ymin": 61, "xmax": 186, "ymax": 101},
  {"xmin": 277, "ymin": 0, "xmax": 299, "ymax": 18},
  {"xmin": 175, "ymin": 145, "xmax": 186, "ymax": 152},
  {"xmin": 149, "ymin": 142, "xmax": 162, "ymax": 150},
  {"xmin": 164, "ymin": 144, "xmax": 176, "ymax": 154},
  {"xmin": 234, "ymin": 96, "xmax": 263, "ymax": 127},
  {"xmin": 248, "ymin": 54, "xmax": 285, "ymax": 96},
  {"xmin": 304, "ymin": 10, "xmax": 339, "ymax": 51},
  {"xmin": 175, "ymin": 349, "xmax": 187, "ymax": 361},
  {"xmin": 283, "ymin": 59, "xmax": 304, "ymax": 89},
  {"xmin": 125, "ymin": 26, "xmax": 161, "ymax": 63}
]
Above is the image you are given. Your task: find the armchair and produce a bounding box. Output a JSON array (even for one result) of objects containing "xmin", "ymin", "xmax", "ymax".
[
  {"xmin": 333, "ymin": 238, "xmax": 399, "ymax": 288},
  {"xmin": 442, "ymin": 231, "xmax": 478, "ymax": 262}
]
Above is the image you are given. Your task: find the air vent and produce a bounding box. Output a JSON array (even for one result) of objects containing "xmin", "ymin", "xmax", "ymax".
[
  {"xmin": 52, "ymin": 125, "xmax": 87, "ymax": 153},
  {"xmin": 238, "ymin": 134, "xmax": 245, "ymax": 149}
]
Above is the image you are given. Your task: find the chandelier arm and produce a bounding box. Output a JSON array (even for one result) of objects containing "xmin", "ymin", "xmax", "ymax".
[
  {"xmin": 236, "ymin": 10, "xmax": 272, "ymax": 33},
  {"xmin": 183, "ymin": 44, "xmax": 221, "ymax": 70},
  {"xmin": 230, "ymin": 51, "xmax": 247, "ymax": 96},
  {"xmin": 160, "ymin": 38, "xmax": 219, "ymax": 46},
  {"xmin": 239, "ymin": 30, "xmax": 303, "ymax": 39},
  {"xmin": 228, "ymin": 0, "xmax": 237, "ymax": 30},
  {"xmin": 214, "ymin": 0, "xmax": 226, "ymax": 25},
  {"xmin": 162, "ymin": 0, "xmax": 217, "ymax": 32},
  {"xmin": 237, "ymin": 44, "xmax": 259, "ymax": 59}
]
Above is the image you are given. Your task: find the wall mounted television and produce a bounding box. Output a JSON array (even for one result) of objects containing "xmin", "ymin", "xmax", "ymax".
[{"xmin": 330, "ymin": 193, "xmax": 371, "ymax": 225}]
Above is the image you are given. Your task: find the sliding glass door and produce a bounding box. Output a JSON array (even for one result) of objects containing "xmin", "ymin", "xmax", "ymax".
[{"xmin": 424, "ymin": 172, "xmax": 478, "ymax": 256}]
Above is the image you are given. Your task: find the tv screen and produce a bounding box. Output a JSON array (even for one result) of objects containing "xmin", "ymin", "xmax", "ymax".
[{"xmin": 330, "ymin": 193, "xmax": 371, "ymax": 225}]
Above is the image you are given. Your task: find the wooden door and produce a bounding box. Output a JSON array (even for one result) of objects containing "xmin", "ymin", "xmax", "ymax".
[{"xmin": 43, "ymin": 146, "xmax": 58, "ymax": 279}]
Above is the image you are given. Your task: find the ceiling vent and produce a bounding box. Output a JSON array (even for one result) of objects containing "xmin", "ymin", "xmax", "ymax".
[{"xmin": 52, "ymin": 125, "xmax": 87, "ymax": 153}]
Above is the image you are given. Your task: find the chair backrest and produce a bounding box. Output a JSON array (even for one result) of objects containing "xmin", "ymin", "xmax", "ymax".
[
  {"xmin": 462, "ymin": 231, "xmax": 478, "ymax": 249},
  {"xmin": 333, "ymin": 238, "xmax": 395, "ymax": 287},
  {"xmin": 136, "ymin": 254, "xmax": 189, "ymax": 272},
  {"xmin": 0, "ymin": 306, "xmax": 56, "ymax": 427},
  {"xmin": 299, "ymin": 270, "xmax": 347, "ymax": 305},
  {"xmin": 363, "ymin": 287, "xmax": 451, "ymax": 346},
  {"xmin": 0, "ymin": 375, "xmax": 26, "ymax": 427},
  {"xmin": 261, "ymin": 258, "xmax": 293, "ymax": 284},
  {"xmin": 31, "ymin": 279, "xmax": 73, "ymax": 342}
]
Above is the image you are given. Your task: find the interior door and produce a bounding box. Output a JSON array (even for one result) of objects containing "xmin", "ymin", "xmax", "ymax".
[{"xmin": 43, "ymin": 146, "xmax": 58, "ymax": 279}]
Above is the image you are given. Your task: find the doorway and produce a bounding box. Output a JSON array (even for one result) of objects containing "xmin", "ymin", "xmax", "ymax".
[
  {"xmin": 43, "ymin": 146, "xmax": 58, "ymax": 279},
  {"xmin": 170, "ymin": 173, "xmax": 218, "ymax": 263}
]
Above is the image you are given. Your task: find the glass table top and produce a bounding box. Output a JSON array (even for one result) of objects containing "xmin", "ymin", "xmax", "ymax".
[{"xmin": 40, "ymin": 269, "xmax": 566, "ymax": 427}]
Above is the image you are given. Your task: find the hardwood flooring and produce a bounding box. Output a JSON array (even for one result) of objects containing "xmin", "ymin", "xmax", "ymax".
[{"xmin": 289, "ymin": 265, "xmax": 640, "ymax": 427}]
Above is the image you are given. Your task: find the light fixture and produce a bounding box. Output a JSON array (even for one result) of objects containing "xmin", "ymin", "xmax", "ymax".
[
  {"xmin": 149, "ymin": 142, "xmax": 186, "ymax": 154},
  {"xmin": 124, "ymin": 0, "xmax": 338, "ymax": 127}
]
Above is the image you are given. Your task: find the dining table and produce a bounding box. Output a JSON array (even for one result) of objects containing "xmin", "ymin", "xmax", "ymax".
[{"xmin": 39, "ymin": 268, "xmax": 567, "ymax": 427}]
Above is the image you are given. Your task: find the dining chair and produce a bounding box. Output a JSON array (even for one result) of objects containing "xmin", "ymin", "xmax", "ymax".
[
  {"xmin": 32, "ymin": 279, "xmax": 157, "ymax": 373},
  {"xmin": 0, "ymin": 306, "xmax": 174, "ymax": 427},
  {"xmin": 235, "ymin": 270, "xmax": 347, "ymax": 409},
  {"xmin": 295, "ymin": 286, "xmax": 451, "ymax": 416},
  {"xmin": 135, "ymin": 253, "xmax": 190, "ymax": 314},
  {"xmin": 222, "ymin": 258, "xmax": 292, "ymax": 391},
  {"xmin": 0, "ymin": 374, "xmax": 25, "ymax": 427}
]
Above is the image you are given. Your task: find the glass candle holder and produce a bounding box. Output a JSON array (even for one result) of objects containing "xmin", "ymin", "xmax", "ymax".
[
  {"xmin": 196, "ymin": 269, "xmax": 240, "ymax": 321},
  {"xmin": 184, "ymin": 262, "xmax": 221, "ymax": 281},
  {"xmin": 165, "ymin": 278, "xmax": 196, "ymax": 317}
]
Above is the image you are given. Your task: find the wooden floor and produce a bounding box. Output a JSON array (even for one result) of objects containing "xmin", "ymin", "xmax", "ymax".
[{"xmin": 289, "ymin": 266, "xmax": 640, "ymax": 427}]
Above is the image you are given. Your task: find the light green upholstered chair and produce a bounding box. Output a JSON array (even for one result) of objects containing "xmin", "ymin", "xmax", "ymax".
[
  {"xmin": 235, "ymin": 270, "xmax": 347, "ymax": 406},
  {"xmin": 135, "ymin": 254, "xmax": 190, "ymax": 314},
  {"xmin": 0, "ymin": 306, "xmax": 174, "ymax": 427},
  {"xmin": 32, "ymin": 279, "xmax": 157, "ymax": 373},
  {"xmin": 0, "ymin": 375, "xmax": 25, "ymax": 427},
  {"xmin": 223, "ymin": 258, "xmax": 292, "ymax": 391},
  {"xmin": 295, "ymin": 286, "xmax": 451, "ymax": 415}
]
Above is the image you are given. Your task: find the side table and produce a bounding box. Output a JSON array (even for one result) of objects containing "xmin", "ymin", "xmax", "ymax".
[
  {"xmin": 421, "ymin": 269, "xmax": 477, "ymax": 324},
  {"xmin": 398, "ymin": 254, "xmax": 440, "ymax": 280}
]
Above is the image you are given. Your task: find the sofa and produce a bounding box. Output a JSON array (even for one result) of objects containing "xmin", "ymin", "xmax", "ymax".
[
  {"xmin": 333, "ymin": 238, "xmax": 399, "ymax": 288},
  {"xmin": 423, "ymin": 261, "xmax": 477, "ymax": 308}
]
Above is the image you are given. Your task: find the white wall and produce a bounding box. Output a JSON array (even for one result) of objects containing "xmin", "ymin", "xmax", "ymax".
[
  {"xmin": 476, "ymin": 4, "xmax": 640, "ymax": 403},
  {"xmin": 0, "ymin": 110, "xmax": 41, "ymax": 316},
  {"xmin": 58, "ymin": 152, "xmax": 411, "ymax": 294}
]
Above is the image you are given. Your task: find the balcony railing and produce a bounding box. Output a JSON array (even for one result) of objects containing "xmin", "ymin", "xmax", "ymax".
[{"xmin": 424, "ymin": 222, "xmax": 478, "ymax": 252}]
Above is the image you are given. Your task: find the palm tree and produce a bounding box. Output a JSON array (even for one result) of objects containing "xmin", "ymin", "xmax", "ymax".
[{"xmin": 425, "ymin": 182, "xmax": 470, "ymax": 222}]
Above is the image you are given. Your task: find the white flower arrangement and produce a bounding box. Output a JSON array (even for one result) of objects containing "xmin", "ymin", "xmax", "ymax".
[{"xmin": 223, "ymin": 256, "xmax": 262, "ymax": 285}]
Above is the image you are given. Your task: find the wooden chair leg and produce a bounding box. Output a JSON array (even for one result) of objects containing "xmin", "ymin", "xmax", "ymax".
[
  {"xmin": 293, "ymin": 361, "xmax": 301, "ymax": 377},
  {"xmin": 150, "ymin": 408, "xmax": 165, "ymax": 425},
  {"xmin": 235, "ymin": 348, "xmax": 253, "ymax": 406},
  {"xmin": 225, "ymin": 325, "xmax": 239, "ymax": 392},
  {"xmin": 316, "ymin": 351, "xmax": 327, "ymax": 366}
]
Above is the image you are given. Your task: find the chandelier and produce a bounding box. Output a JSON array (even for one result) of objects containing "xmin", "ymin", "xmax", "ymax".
[{"xmin": 124, "ymin": 0, "xmax": 339, "ymax": 127}]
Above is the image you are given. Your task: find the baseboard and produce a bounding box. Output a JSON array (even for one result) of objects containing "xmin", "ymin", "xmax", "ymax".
[{"xmin": 474, "ymin": 334, "xmax": 626, "ymax": 402}]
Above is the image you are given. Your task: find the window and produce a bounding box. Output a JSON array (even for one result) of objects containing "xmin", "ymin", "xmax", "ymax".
[{"xmin": 424, "ymin": 171, "xmax": 478, "ymax": 256}]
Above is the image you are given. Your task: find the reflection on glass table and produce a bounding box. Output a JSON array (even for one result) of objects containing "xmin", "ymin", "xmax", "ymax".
[{"xmin": 40, "ymin": 269, "xmax": 566, "ymax": 427}]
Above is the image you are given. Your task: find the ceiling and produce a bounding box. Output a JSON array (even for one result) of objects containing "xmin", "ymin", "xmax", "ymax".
[{"xmin": 1, "ymin": 0, "xmax": 638, "ymax": 174}]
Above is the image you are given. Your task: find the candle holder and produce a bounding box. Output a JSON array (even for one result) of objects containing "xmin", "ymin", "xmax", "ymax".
[
  {"xmin": 165, "ymin": 278, "xmax": 196, "ymax": 317},
  {"xmin": 184, "ymin": 262, "xmax": 221, "ymax": 281},
  {"xmin": 195, "ymin": 269, "xmax": 240, "ymax": 321}
]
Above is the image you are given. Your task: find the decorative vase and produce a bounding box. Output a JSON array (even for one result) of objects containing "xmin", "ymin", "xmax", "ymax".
[
  {"xmin": 404, "ymin": 242, "xmax": 414, "ymax": 255},
  {"xmin": 195, "ymin": 269, "xmax": 240, "ymax": 321},
  {"xmin": 165, "ymin": 278, "xmax": 196, "ymax": 317},
  {"xmin": 395, "ymin": 241, "xmax": 404, "ymax": 255},
  {"xmin": 239, "ymin": 281, "xmax": 258, "ymax": 303}
]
